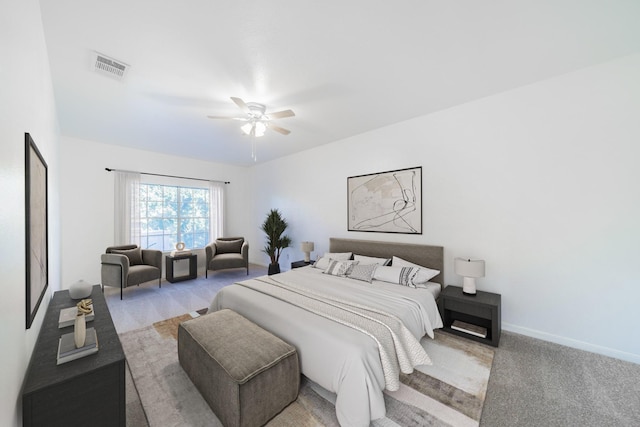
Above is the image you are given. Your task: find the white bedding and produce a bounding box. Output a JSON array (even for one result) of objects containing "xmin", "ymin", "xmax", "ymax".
[{"xmin": 208, "ymin": 266, "xmax": 443, "ymax": 427}]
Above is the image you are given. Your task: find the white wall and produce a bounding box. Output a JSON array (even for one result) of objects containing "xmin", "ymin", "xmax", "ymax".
[
  {"xmin": 59, "ymin": 136, "xmax": 250, "ymax": 286},
  {"xmin": 0, "ymin": 1, "xmax": 61, "ymax": 425},
  {"xmin": 249, "ymin": 53, "xmax": 640, "ymax": 363}
]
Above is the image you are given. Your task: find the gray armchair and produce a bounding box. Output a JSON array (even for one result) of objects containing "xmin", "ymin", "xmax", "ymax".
[
  {"xmin": 101, "ymin": 244, "xmax": 162, "ymax": 299},
  {"xmin": 205, "ymin": 237, "xmax": 249, "ymax": 277}
]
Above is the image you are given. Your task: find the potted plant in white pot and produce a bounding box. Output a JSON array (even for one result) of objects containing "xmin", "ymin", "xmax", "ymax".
[{"xmin": 261, "ymin": 209, "xmax": 292, "ymax": 275}]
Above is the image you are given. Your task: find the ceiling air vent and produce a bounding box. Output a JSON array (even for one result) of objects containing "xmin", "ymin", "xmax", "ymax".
[{"xmin": 92, "ymin": 52, "xmax": 129, "ymax": 80}]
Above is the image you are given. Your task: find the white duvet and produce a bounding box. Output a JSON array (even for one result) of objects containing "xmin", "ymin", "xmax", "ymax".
[{"xmin": 208, "ymin": 266, "xmax": 443, "ymax": 427}]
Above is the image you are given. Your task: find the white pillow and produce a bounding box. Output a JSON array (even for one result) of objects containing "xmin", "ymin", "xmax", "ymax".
[
  {"xmin": 391, "ymin": 256, "xmax": 440, "ymax": 281},
  {"xmin": 391, "ymin": 256, "xmax": 421, "ymax": 268},
  {"xmin": 323, "ymin": 252, "xmax": 352, "ymax": 261},
  {"xmin": 314, "ymin": 256, "xmax": 331, "ymax": 270},
  {"xmin": 324, "ymin": 259, "xmax": 359, "ymax": 277},
  {"xmin": 373, "ymin": 265, "xmax": 439, "ymax": 288},
  {"xmin": 353, "ymin": 254, "xmax": 390, "ymax": 266}
]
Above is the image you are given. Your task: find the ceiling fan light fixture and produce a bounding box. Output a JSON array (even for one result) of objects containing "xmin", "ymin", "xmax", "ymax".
[
  {"xmin": 241, "ymin": 122, "xmax": 253, "ymax": 135},
  {"xmin": 241, "ymin": 121, "xmax": 267, "ymax": 137},
  {"xmin": 210, "ymin": 97, "xmax": 294, "ymax": 160},
  {"xmin": 254, "ymin": 121, "xmax": 266, "ymax": 136}
]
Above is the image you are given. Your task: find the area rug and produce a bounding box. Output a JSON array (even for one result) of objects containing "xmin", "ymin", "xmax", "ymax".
[{"xmin": 119, "ymin": 311, "xmax": 494, "ymax": 427}]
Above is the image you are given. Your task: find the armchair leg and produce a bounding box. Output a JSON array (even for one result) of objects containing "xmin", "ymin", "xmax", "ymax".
[
  {"xmin": 159, "ymin": 277, "xmax": 162, "ymax": 288},
  {"xmin": 120, "ymin": 284, "xmax": 123, "ymax": 300},
  {"xmin": 206, "ymin": 269, "xmax": 208, "ymax": 278},
  {"xmin": 246, "ymin": 266, "xmax": 249, "ymax": 275}
]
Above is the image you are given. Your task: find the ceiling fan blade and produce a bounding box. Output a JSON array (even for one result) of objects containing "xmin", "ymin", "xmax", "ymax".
[
  {"xmin": 269, "ymin": 124, "xmax": 291, "ymax": 135},
  {"xmin": 230, "ymin": 97, "xmax": 249, "ymax": 113},
  {"xmin": 207, "ymin": 115, "xmax": 248, "ymax": 121},
  {"xmin": 268, "ymin": 109, "xmax": 295, "ymax": 119}
]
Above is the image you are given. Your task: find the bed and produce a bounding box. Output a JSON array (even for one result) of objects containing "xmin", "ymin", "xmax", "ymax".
[{"xmin": 208, "ymin": 237, "xmax": 444, "ymax": 427}]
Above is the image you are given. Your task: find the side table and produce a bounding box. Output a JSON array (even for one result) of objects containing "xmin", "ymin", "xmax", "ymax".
[
  {"xmin": 166, "ymin": 254, "xmax": 197, "ymax": 283},
  {"xmin": 291, "ymin": 260, "xmax": 313, "ymax": 269},
  {"xmin": 438, "ymin": 285, "xmax": 501, "ymax": 347}
]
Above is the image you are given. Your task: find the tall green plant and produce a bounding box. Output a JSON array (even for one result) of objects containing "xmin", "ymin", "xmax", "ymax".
[{"xmin": 261, "ymin": 209, "xmax": 292, "ymax": 265}]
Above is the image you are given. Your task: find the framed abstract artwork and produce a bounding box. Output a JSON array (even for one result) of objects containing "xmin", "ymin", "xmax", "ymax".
[
  {"xmin": 347, "ymin": 166, "xmax": 422, "ymax": 234},
  {"xmin": 25, "ymin": 133, "xmax": 48, "ymax": 329}
]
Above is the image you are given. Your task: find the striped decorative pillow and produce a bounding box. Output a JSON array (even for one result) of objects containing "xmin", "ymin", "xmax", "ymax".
[
  {"xmin": 324, "ymin": 259, "xmax": 359, "ymax": 277},
  {"xmin": 373, "ymin": 266, "xmax": 434, "ymax": 288}
]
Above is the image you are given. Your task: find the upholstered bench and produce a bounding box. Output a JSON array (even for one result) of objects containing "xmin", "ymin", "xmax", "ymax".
[{"xmin": 178, "ymin": 309, "xmax": 300, "ymax": 427}]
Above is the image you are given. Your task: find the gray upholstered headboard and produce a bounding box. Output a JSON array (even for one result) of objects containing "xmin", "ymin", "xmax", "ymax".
[{"xmin": 329, "ymin": 237, "xmax": 444, "ymax": 288}]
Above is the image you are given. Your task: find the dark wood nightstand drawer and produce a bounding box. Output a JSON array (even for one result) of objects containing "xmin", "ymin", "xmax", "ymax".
[{"xmin": 444, "ymin": 299, "xmax": 491, "ymax": 320}]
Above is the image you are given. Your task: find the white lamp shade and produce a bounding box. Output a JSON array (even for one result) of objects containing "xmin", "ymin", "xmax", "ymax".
[
  {"xmin": 454, "ymin": 258, "xmax": 485, "ymax": 278},
  {"xmin": 301, "ymin": 241, "xmax": 314, "ymax": 262},
  {"xmin": 300, "ymin": 241, "xmax": 314, "ymax": 252},
  {"xmin": 454, "ymin": 258, "xmax": 485, "ymax": 295}
]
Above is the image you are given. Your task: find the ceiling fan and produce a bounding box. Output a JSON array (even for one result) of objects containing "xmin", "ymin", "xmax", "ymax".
[{"xmin": 208, "ymin": 97, "xmax": 295, "ymax": 137}]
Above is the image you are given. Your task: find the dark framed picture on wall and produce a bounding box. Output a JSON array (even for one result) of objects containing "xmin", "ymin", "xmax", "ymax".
[
  {"xmin": 347, "ymin": 166, "xmax": 422, "ymax": 234},
  {"xmin": 25, "ymin": 133, "xmax": 49, "ymax": 329}
]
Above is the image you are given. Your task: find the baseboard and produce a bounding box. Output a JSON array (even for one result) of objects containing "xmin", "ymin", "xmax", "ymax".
[{"xmin": 502, "ymin": 322, "xmax": 640, "ymax": 365}]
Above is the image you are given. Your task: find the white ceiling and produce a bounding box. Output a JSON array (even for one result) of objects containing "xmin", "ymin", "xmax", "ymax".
[{"xmin": 40, "ymin": 0, "xmax": 640, "ymax": 166}]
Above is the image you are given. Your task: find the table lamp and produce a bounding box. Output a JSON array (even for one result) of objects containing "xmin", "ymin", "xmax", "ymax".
[
  {"xmin": 454, "ymin": 257, "xmax": 485, "ymax": 295},
  {"xmin": 301, "ymin": 241, "xmax": 314, "ymax": 262}
]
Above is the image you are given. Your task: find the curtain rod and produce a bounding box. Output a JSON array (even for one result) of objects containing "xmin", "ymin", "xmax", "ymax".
[{"xmin": 105, "ymin": 168, "xmax": 230, "ymax": 184}]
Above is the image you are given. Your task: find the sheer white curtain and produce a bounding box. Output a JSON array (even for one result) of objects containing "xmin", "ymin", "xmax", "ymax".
[
  {"xmin": 114, "ymin": 171, "xmax": 141, "ymax": 246},
  {"xmin": 209, "ymin": 181, "xmax": 225, "ymax": 242}
]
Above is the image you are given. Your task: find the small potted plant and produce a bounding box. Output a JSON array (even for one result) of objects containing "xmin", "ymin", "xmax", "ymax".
[{"xmin": 261, "ymin": 209, "xmax": 292, "ymax": 275}]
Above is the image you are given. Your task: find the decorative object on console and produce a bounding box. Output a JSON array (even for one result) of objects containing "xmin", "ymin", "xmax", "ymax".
[
  {"xmin": 261, "ymin": 209, "xmax": 292, "ymax": 275},
  {"xmin": 57, "ymin": 327, "xmax": 98, "ymax": 365},
  {"xmin": 74, "ymin": 311, "xmax": 86, "ymax": 348},
  {"xmin": 69, "ymin": 279, "xmax": 92, "ymax": 299},
  {"xmin": 76, "ymin": 298, "xmax": 93, "ymax": 315},
  {"xmin": 347, "ymin": 166, "xmax": 422, "ymax": 234},
  {"xmin": 73, "ymin": 299, "xmax": 94, "ymax": 346},
  {"xmin": 59, "ymin": 299, "xmax": 94, "ymax": 328},
  {"xmin": 454, "ymin": 257, "xmax": 485, "ymax": 295},
  {"xmin": 300, "ymin": 241, "xmax": 314, "ymax": 262}
]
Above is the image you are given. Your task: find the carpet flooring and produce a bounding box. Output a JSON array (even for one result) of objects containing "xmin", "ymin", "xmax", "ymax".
[
  {"xmin": 480, "ymin": 331, "xmax": 640, "ymax": 427},
  {"xmin": 120, "ymin": 311, "xmax": 494, "ymax": 427}
]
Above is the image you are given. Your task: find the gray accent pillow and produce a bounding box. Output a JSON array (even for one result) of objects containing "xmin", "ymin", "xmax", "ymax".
[
  {"xmin": 216, "ymin": 239, "xmax": 243, "ymax": 254},
  {"xmin": 111, "ymin": 247, "xmax": 143, "ymax": 265},
  {"xmin": 347, "ymin": 263, "xmax": 378, "ymax": 283}
]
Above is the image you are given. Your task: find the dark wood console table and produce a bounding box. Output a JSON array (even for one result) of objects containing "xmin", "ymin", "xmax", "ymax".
[{"xmin": 22, "ymin": 285, "xmax": 125, "ymax": 427}]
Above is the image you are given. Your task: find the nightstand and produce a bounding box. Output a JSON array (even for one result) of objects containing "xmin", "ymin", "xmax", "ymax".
[
  {"xmin": 291, "ymin": 260, "xmax": 312, "ymax": 269},
  {"xmin": 438, "ymin": 285, "xmax": 501, "ymax": 347}
]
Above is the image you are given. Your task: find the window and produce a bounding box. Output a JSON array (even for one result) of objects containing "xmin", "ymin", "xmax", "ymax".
[{"xmin": 139, "ymin": 183, "xmax": 210, "ymax": 251}]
